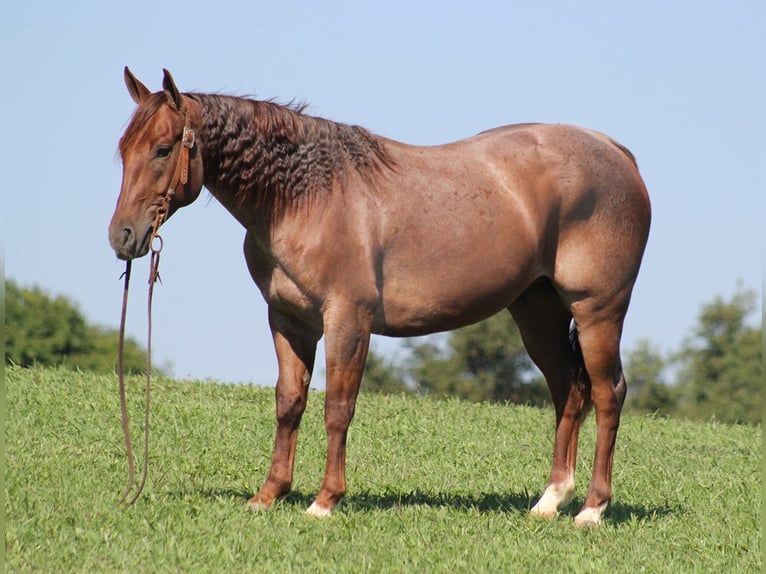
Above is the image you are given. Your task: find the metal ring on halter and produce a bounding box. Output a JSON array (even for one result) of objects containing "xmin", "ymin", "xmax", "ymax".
[{"xmin": 150, "ymin": 233, "xmax": 164, "ymax": 254}]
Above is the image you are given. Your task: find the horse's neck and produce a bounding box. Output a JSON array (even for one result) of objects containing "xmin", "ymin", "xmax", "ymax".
[
  {"xmin": 194, "ymin": 93, "xmax": 392, "ymax": 231},
  {"xmin": 193, "ymin": 95, "xmax": 270, "ymax": 228},
  {"xmin": 197, "ymin": 95, "xmax": 260, "ymax": 195}
]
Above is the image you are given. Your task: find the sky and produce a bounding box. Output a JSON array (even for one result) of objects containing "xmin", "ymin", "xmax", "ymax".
[{"xmin": 3, "ymin": 1, "xmax": 763, "ymax": 388}]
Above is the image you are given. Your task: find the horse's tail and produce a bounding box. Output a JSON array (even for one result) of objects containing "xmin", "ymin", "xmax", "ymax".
[
  {"xmin": 570, "ymin": 322, "xmax": 627, "ymax": 407},
  {"xmin": 568, "ymin": 324, "xmax": 593, "ymax": 408}
]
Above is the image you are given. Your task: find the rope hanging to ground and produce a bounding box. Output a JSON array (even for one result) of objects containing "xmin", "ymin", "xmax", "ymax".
[{"xmin": 116, "ymin": 237, "xmax": 163, "ymax": 507}]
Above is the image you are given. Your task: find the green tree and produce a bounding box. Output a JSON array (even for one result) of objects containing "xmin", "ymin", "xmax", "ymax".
[
  {"xmin": 624, "ymin": 339, "xmax": 674, "ymax": 416},
  {"xmin": 406, "ymin": 335, "xmax": 485, "ymax": 400},
  {"xmin": 361, "ymin": 349, "xmax": 409, "ymax": 394},
  {"xmin": 406, "ymin": 313, "xmax": 548, "ymax": 405},
  {"xmin": 673, "ymin": 288, "xmax": 762, "ymax": 424},
  {"xmin": 5, "ymin": 280, "xmax": 152, "ymax": 374}
]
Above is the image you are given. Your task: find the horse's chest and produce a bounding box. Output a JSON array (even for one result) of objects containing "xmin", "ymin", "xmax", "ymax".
[
  {"xmin": 261, "ymin": 266, "xmax": 319, "ymax": 322},
  {"xmin": 244, "ymin": 235, "xmax": 320, "ymax": 323}
]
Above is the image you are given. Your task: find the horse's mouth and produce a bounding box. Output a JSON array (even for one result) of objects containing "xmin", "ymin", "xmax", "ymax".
[{"xmin": 134, "ymin": 225, "xmax": 153, "ymax": 259}]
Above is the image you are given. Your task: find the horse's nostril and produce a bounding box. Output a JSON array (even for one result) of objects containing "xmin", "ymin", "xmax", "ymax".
[{"xmin": 122, "ymin": 227, "xmax": 133, "ymax": 246}]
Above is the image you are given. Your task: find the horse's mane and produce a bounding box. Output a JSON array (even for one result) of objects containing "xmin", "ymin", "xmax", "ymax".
[
  {"xmin": 197, "ymin": 94, "xmax": 394, "ymax": 214},
  {"xmin": 120, "ymin": 92, "xmax": 394, "ymax": 217}
]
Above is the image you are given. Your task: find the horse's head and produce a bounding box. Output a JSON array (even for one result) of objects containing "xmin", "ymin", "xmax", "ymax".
[{"xmin": 109, "ymin": 68, "xmax": 204, "ymax": 260}]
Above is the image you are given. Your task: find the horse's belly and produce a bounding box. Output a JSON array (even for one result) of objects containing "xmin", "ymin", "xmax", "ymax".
[
  {"xmin": 373, "ymin": 257, "xmax": 534, "ymax": 337},
  {"xmin": 372, "ymin": 199, "xmax": 542, "ymax": 336}
]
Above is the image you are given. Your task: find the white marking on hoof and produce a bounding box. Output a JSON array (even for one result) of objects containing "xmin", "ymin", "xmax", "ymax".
[
  {"xmin": 247, "ymin": 499, "xmax": 270, "ymax": 512},
  {"xmin": 529, "ymin": 502, "xmax": 558, "ymax": 519},
  {"xmin": 530, "ymin": 480, "xmax": 575, "ymax": 518},
  {"xmin": 306, "ymin": 501, "xmax": 333, "ymax": 518},
  {"xmin": 574, "ymin": 501, "xmax": 608, "ymax": 527}
]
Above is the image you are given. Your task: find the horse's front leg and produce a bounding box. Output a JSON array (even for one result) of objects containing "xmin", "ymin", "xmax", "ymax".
[
  {"xmin": 306, "ymin": 305, "xmax": 372, "ymax": 517},
  {"xmin": 248, "ymin": 308, "xmax": 320, "ymax": 510}
]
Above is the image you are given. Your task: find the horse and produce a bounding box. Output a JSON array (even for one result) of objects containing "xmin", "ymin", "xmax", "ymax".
[{"xmin": 109, "ymin": 68, "xmax": 650, "ymax": 526}]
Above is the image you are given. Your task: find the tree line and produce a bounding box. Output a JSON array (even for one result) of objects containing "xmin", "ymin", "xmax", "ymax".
[
  {"xmin": 363, "ymin": 286, "xmax": 762, "ymax": 425},
  {"xmin": 5, "ymin": 279, "xmax": 761, "ymax": 424},
  {"xmin": 5, "ymin": 280, "xmax": 151, "ymax": 374},
  {"xmin": 623, "ymin": 288, "xmax": 761, "ymax": 424}
]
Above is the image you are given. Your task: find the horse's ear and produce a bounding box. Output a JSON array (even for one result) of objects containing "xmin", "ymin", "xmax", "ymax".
[
  {"xmin": 162, "ymin": 68, "xmax": 183, "ymax": 111},
  {"xmin": 124, "ymin": 66, "xmax": 150, "ymax": 104}
]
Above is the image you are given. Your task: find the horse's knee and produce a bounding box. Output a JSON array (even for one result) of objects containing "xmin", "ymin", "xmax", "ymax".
[
  {"xmin": 324, "ymin": 399, "xmax": 356, "ymax": 433},
  {"xmin": 276, "ymin": 391, "xmax": 306, "ymax": 427}
]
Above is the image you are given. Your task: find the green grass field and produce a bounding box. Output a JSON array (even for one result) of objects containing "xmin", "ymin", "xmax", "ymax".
[{"xmin": 5, "ymin": 366, "xmax": 761, "ymax": 572}]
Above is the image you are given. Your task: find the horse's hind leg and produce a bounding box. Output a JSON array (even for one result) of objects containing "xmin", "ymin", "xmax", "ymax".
[
  {"xmin": 508, "ymin": 279, "xmax": 591, "ymax": 519},
  {"xmin": 569, "ymin": 301, "xmax": 629, "ymax": 526}
]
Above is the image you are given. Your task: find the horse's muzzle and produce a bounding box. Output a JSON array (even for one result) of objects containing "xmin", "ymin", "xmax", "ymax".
[{"xmin": 110, "ymin": 223, "xmax": 152, "ymax": 260}]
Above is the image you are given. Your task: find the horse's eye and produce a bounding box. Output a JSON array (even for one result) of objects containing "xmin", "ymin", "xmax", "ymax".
[{"xmin": 156, "ymin": 146, "xmax": 172, "ymax": 158}]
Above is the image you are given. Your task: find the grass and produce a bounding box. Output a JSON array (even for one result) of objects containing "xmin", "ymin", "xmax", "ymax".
[{"xmin": 5, "ymin": 365, "xmax": 761, "ymax": 572}]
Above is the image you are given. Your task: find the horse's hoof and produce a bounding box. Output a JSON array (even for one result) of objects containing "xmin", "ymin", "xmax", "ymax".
[
  {"xmin": 530, "ymin": 482, "xmax": 574, "ymax": 519},
  {"xmin": 573, "ymin": 502, "xmax": 608, "ymax": 527},
  {"xmin": 306, "ymin": 501, "xmax": 333, "ymax": 518},
  {"xmin": 529, "ymin": 505, "xmax": 558, "ymax": 520},
  {"xmin": 247, "ymin": 497, "xmax": 271, "ymax": 512}
]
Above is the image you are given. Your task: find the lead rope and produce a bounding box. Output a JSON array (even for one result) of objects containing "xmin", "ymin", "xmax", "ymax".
[
  {"xmin": 130, "ymin": 235, "xmax": 163, "ymax": 506},
  {"xmin": 116, "ymin": 223, "xmax": 164, "ymax": 507},
  {"xmin": 116, "ymin": 260, "xmax": 135, "ymax": 505},
  {"xmin": 116, "ymin": 109, "xmax": 192, "ymax": 507}
]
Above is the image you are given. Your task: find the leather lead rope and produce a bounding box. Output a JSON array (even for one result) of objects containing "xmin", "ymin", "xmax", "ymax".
[
  {"xmin": 117, "ymin": 260, "xmax": 135, "ymax": 505},
  {"xmin": 116, "ymin": 243, "xmax": 161, "ymax": 507}
]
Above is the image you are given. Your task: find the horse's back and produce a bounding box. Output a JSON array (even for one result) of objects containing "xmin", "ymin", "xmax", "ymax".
[
  {"xmin": 384, "ymin": 121, "xmax": 650, "ymax": 254},
  {"xmin": 370, "ymin": 123, "xmax": 650, "ymax": 333}
]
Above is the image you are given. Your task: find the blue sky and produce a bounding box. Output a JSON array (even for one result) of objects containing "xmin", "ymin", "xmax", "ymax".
[{"xmin": 3, "ymin": 1, "xmax": 763, "ymax": 386}]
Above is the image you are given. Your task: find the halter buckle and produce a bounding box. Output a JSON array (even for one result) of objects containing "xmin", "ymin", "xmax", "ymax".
[{"xmin": 182, "ymin": 126, "xmax": 195, "ymax": 149}]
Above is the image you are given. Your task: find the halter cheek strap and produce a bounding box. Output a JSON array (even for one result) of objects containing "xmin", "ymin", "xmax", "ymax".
[{"xmin": 151, "ymin": 109, "xmax": 196, "ymax": 240}]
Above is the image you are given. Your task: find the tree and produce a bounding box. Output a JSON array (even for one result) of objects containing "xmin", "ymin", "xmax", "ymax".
[
  {"xmin": 361, "ymin": 349, "xmax": 409, "ymax": 394},
  {"xmin": 624, "ymin": 339, "xmax": 674, "ymax": 416},
  {"xmin": 405, "ymin": 313, "xmax": 549, "ymax": 405},
  {"xmin": 673, "ymin": 288, "xmax": 762, "ymax": 424},
  {"xmin": 5, "ymin": 280, "xmax": 152, "ymax": 374}
]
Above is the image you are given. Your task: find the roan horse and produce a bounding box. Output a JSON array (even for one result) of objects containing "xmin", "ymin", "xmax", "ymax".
[{"xmin": 109, "ymin": 68, "xmax": 650, "ymax": 526}]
